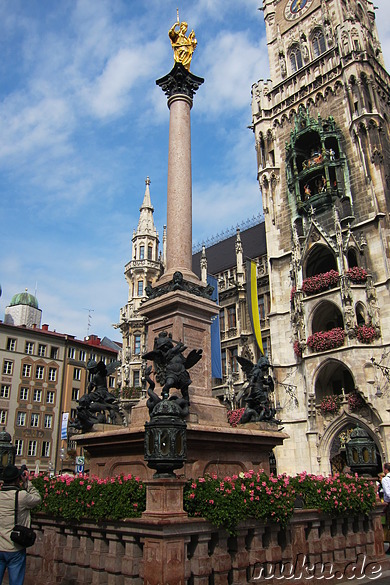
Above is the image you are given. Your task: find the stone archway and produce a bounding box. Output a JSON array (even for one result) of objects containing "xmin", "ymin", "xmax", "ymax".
[{"xmin": 317, "ymin": 412, "xmax": 384, "ymax": 475}]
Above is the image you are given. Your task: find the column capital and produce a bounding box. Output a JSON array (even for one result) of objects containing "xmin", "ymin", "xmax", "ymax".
[{"xmin": 156, "ymin": 62, "xmax": 204, "ymax": 105}]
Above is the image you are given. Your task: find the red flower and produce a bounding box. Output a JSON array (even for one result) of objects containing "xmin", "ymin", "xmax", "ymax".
[
  {"xmin": 346, "ymin": 267, "xmax": 367, "ymax": 284},
  {"xmin": 306, "ymin": 327, "xmax": 345, "ymax": 352},
  {"xmin": 302, "ymin": 270, "xmax": 339, "ymax": 295},
  {"xmin": 355, "ymin": 325, "xmax": 378, "ymax": 343}
]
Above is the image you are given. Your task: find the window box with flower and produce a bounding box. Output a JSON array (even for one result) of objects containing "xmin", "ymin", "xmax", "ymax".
[
  {"xmin": 348, "ymin": 392, "xmax": 365, "ymax": 412},
  {"xmin": 320, "ymin": 394, "xmax": 341, "ymax": 415},
  {"xmin": 355, "ymin": 324, "xmax": 379, "ymax": 344},
  {"xmin": 306, "ymin": 327, "xmax": 345, "ymax": 352},
  {"xmin": 301, "ymin": 270, "xmax": 339, "ymax": 295},
  {"xmin": 346, "ymin": 267, "xmax": 367, "ymax": 284}
]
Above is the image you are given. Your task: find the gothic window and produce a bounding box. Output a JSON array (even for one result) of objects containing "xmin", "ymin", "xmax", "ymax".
[
  {"xmin": 312, "ymin": 29, "xmax": 326, "ymax": 58},
  {"xmin": 351, "ymin": 29, "xmax": 360, "ymax": 52},
  {"xmin": 137, "ymin": 280, "xmax": 143, "ymax": 296},
  {"xmin": 341, "ymin": 32, "xmax": 350, "ymax": 56},
  {"xmin": 311, "ymin": 301, "xmax": 344, "ymax": 335},
  {"xmin": 134, "ymin": 334, "xmax": 141, "ymax": 355},
  {"xmin": 148, "ymin": 244, "xmax": 153, "ymax": 260},
  {"xmin": 305, "ymin": 245, "xmax": 337, "ymax": 278},
  {"xmin": 347, "ymin": 248, "xmax": 359, "ymax": 268},
  {"xmin": 355, "ymin": 303, "xmax": 366, "ymax": 326},
  {"xmin": 290, "ymin": 45, "xmax": 303, "ymax": 73},
  {"xmin": 139, "ymin": 245, "xmax": 145, "ymax": 260}
]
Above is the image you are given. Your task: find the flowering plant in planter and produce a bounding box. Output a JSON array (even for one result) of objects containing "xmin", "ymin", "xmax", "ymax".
[
  {"xmin": 31, "ymin": 470, "xmax": 376, "ymax": 536},
  {"xmin": 301, "ymin": 270, "xmax": 339, "ymax": 295},
  {"xmin": 293, "ymin": 340, "xmax": 303, "ymax": 358},
  {"xmin": 346, "ymin": 267, "xmax": 368, "ymax": 284},
  {"xmin": 306, "ymin": 327, "xmax": 345, "ymax": 352},
  {"xmin": 320, "ymin": 394, "xmax": 341, "ymax": 414},
  {"xmin": 355, "ymin": 324, "xmax": 378, "ymax": 344},
  {"xmin": 348, "ymin": 392, "xmax": 365, "ymax": 412},
  {"xmin": 227, "ymin": 408, "xmax": 245, "ymax": 427}
]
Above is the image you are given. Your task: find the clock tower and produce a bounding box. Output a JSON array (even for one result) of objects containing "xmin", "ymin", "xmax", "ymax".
[{"xmin": 252, "ymin": 0, "xmax": 390, "ymax": 474}]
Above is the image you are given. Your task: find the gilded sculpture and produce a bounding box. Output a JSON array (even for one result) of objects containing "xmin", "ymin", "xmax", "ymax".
[{"xmin": 168, "ymin": 12, "xmax": 197, "ymax": 71}]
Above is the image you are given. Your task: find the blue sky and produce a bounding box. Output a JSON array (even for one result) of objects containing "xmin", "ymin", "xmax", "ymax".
[{"xmin": 0, "ymin": 0, "xmax": 389, "ymax": 343}]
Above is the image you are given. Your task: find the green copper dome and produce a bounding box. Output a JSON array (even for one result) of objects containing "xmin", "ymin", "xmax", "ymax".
[{"xmin": 9, "ymin": 290, "xmax": 39, "ymax": 309}]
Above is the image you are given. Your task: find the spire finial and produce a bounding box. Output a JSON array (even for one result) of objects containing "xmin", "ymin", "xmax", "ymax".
[{"xmin": 145, "ymin": 176, "xmax": 151, "ymax": 186}]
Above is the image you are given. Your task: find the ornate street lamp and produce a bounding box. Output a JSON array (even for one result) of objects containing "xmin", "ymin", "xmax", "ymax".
[
  {"xmin": 0, "ymin": 427, "xmax": 17, "ymax": 479},
  {"xmin": 346, "ymin": 424, "xmax": 377, "ymax": 476},
  {"xmin": 144, "ymin": 399, "xmax": 187, "ymax": 478}
]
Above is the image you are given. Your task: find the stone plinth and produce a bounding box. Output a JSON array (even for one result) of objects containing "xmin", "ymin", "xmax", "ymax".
[
  {"xmin": 75, "ymin": 418, "xmax": 288, "ymax": 480},
  {"xmin": 138, "ymin": 289, "xmax": 219, "ymax": 399}
]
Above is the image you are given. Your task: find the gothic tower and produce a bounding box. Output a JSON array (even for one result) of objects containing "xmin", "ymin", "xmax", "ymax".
[
  {"xmin": 253, "ymin": 0, "xmax": 390, "ymax": 474},
  {"xmin": 117, "ymin": 178, "xmax": 163, "ymax": 394}
]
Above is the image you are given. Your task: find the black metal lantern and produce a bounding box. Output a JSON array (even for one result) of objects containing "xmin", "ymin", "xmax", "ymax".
[
  {"xmin": 0, "ymin": 427, "xmax": 17, "ymax": 480},
  {"xmin": 144, "ymin": 399, "xmax": 187, "ymax": 478},
  {"xmin": 345, "ymin": 424, "xmax": 377, "ymax": 476}
]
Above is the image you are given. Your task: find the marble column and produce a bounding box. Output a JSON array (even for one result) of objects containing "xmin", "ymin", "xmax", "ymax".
[{"xmin": 156, "ymin": 62, "xmax": 204, "ymax": 284}]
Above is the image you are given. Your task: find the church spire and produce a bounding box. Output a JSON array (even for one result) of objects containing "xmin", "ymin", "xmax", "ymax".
[{"xmin": 136, "ymin": 177, "xmax": 156, "ymax": 236}]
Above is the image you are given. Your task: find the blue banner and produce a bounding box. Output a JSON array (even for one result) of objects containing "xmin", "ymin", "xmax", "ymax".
[{"xmin": 207, "ymin": 274, "xmax": 222, "ymax": 379}]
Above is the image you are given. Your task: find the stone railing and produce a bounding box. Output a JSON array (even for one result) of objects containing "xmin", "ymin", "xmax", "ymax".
[{"xmin": 26, "ymin": 497, "xmax": 388, "ymax": 585}]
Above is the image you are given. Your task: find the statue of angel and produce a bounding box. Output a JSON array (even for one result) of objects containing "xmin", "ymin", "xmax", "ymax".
[
  {"xmin": 143, "ymin": 331, "xmax": 202, "ymax": 412},
  {"xmin": 236, "ymin": 355, "xmax": 277, "ymax": 424}
]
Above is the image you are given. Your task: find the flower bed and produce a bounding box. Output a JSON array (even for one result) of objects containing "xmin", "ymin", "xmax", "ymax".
[
  {"xmin": 301, "ymin": 270, "xmax": 339, "ymax": 295},
  {"xmin": 32, "ymin": 473, "xmax": 146, "ymax": 521},
  {"xmin": 355, "ymin": 324, "xmax": 378, "ymax": 343},
  {"xmin": 320, "ymin": 394, "xmax": 341, "ymax": 414},
  {"xmin": 227, "ymin": 407, "xmax": 245, "ymax": 427},
  {"xmin": 306, "ymin": 327, "xmax": 345, "ymax": 352},
  {"xmin": 346, "ymin": 267, "xmax": 367, "ymax": 284},
  {"xmin": 31, "ymin": 470, "xmax": 376, "ymax": 536}
]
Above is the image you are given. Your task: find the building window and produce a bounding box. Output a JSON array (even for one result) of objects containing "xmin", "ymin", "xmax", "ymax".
[
  {"xmin": 31, "ymin": 413, "xmax": 39, "ymax": 427},
  {"xmin": 22, "ymin": 364, "xmax": 31, "ymax": 378},
  {"xmin": 133, "ymin": 371, "xmax": 140, "ymax": 387},
  {"xmin": 290, "ymin": 45, "xmax": 303, "ymax": 73},
  {"xmin": 221, "ymin": 349, "xmax": 227, "ymax": 377},
  {"xmin": 139, "ymin": 245, "xmax": 145, "ymax": 260},
  {"xmin": 90, "ymin": 353, "xmax": 96, "ymax": 362},
  {"xmin": 109, "ymin": 376, "xmax": 115, "ymax": 388},
  {"xmin": 134, "ymin": 335, "xmax": 141, "ymax": 355},
  {"xmin": 15, "ymin": 439, "xmax": 23, "ymax": 456},
  {"xmin": 25, "ymin": 342, "xmax": 34, "ymax": 355},
  {"xmin": 72, "ymin": 388, "xmax": 79, "ymax": 401},
  {"xmin": 48, "ymin": 368, "xmax": 57, "ymax": 382},
  {"xmin": 42, "ymin": 441, "xmax": 50, "ymax": 457},
  {"xmin": 0, "ymin": 410, "xmax": 7, "ymax": 425},
  {"xmin": 71, "ymin": 408, "xmax": 77, "ymax": 418},
  {"xmin": 38, "ymin": 344, "xmax": 46, "ymax": 357},
  {"xmin": 229, "ymin": 347, "xmax": 238, "ymax": 373},
  {"xmin": 148, "ymin": 245, "xmax": 153, "ymax": 260},
  {"xmin": 312, "ymin": 29, "xmax": 326, "ymax": 58},
  {"xmin": 35, "ymin": 365, "xmax": 45, "ymax": 380},
  {"xmin": 227, "ymin": 306, "xmax": 236, "ymax": 329},
  {"xmin": 258, "ymin": 295, "xmax": 265, "ymax": 320},
  {"xmin": 44, "ymin": 414, "xmax": 52, "ymax": 429},
  {"xmin": 20, "ymin": 387, "xmax": 29, "ymax": 400},
  {"xmin": 68, "ymin": 347, "xmax": 76, "ymax": 359},
  {"xmin": 73, "ymin": 368, "xmax": 81, "ymax": 381},
  {"xmin": 1, "ymin": 385, "xmax": 10, "ymax": 399},
  {"xmin": 7, "ymin": 338, "xmax": 16, "ymax": 351},
  {"xmin": 46, "ymin": 391, "xmax": 55, "ymax": 404},
  {"xmin": 137, "ymin": 281, "xmax": 143, "ymax": 296},
  {"xmin": 219, "ymin": 310, "xmax": 225, "ymax": 332},
  {"xmin": 79, "ymin": 350, "xmax": 86, "ymax": 361},
  {"xmin": 28, "ymin": 440, "xmax": 37, "ymax": 457},
  {"xmin": 51, "ymin": 346, "xmax": 59, "ymax": 359},
  {"xmin": 33, "ymin": 389, "xmax": 42, "ymax": 402},
  {"xmin": 16, "ymin": 412, "xmax": 26, "ymax": 426},
  {"xmin": 3, "ymin": 360, "xmax": 13, "ymax": 375}
]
